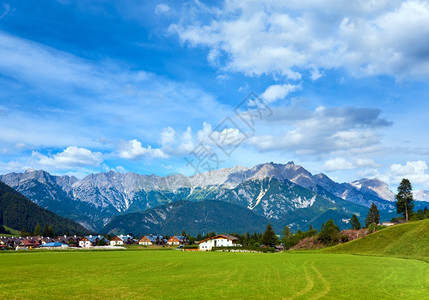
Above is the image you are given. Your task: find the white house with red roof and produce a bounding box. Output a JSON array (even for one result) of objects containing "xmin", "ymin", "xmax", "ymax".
[{"xmin": 196, "ymin": 234, "xmax": 239, "ymax": 251}]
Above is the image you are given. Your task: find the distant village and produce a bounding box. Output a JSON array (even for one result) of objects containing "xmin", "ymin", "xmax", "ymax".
[{"xmin": 0, "ymin": 234, "xmax": 242, "ymax": 252}]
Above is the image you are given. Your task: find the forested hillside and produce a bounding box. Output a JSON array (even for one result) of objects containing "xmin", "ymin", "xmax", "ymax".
[{"xmin": 0, "ymin": 181, "xmax": 92, "ymax": 235}]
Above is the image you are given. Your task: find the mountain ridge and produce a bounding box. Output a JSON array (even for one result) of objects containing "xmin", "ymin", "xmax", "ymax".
[{"xmin": 0, "ymin": 162, "xmax": 423, "ymax": 231}]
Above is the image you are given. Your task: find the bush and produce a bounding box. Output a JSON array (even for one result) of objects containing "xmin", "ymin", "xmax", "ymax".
[
  {"xmin": 368, "ymin": 223, "xmax": 387, "ymax": 233},
  {"xmin": 340, "ymin": 235, "xmax": 349, "ymax": 243}
]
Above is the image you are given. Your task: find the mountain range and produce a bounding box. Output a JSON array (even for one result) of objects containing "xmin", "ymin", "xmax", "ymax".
[{"xmin": 1, "ymin": 162, "xmax": 428, "ymax": 233}]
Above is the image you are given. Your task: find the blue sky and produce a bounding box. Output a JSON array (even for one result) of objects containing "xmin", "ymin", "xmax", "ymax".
[{"xmin": 1, "ymin": 0, "xmax": 429, "ymax": 191}]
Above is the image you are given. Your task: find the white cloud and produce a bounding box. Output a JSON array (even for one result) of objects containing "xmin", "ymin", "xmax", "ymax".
[
  {"xmin": 155, "ymin": 4, "xmax": 171, "ymax": 15},
  {"xmin": 32, "ymin": 147, "xmax": 103, "ymax": 169},
  {"xmin": 323, "ymin": 158, "xmax": 354, "ymax": 171},
  {"xmin": 310, "ymin": 68, "xmax": 324, "ymax": 81},
  {"xmin": 251, "ymin": 106, "xmax": 391, "ymax": 156},
  {"xmin": 171, "ymin": 0, "xmax": 429, "ymax": 80},
  {"xmin": 119, "ymin": 139, "xmax": 168, "ymax": 160},
  {"xmin": 0, "ymin": 30, "xmax": 227, "ymax": 160},
  {"xmin": 261, "ymin": 83, "xmax": 301, "ymax": 103},
  {"xmin": 323, "ymin": 157, "xmax": 378, "ymax": 171},
  {"xmin": 387, "ymin": 161, "xmax": 429, "ymax": 188}
]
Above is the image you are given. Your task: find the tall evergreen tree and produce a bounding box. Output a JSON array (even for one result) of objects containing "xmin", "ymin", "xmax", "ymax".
[
  {"xmin": 43, "ymin": 224, "xmax": 49, "ymax": 237},
  {"xmin": 350, "ymin": 214, "xmax": 361, "ymax": 230},
  {"xmin": 48, "ymin": 224, "xmax": 55, "ymax": 238},
  {"xmin": 396, "ymin": 178, "xmax": 414, "ymax": 222},
  {"xmin": 33, "ymin": 223, "xmax": 41, "ymax": 236},
  {"xmin": 365, "ymin": 203, "xmax": 380, "ymax": 227},
  {"xmin": 20, "ymin": 226, "xmax": 26, "ymax": 237},
  {"xmin": 261, "ymin": 223, "xmax": 278, "ymax": 247}
]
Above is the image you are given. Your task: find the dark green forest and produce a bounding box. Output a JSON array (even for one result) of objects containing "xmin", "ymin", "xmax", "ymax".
[{"xmin": 0, "ymin": 181, "xmax": 91, "ymax": 236}]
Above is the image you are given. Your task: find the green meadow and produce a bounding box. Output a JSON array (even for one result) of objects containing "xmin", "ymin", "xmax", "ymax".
[{"xmin": 1, "ymin": 250, "xmax": 429, "ymax": 299}]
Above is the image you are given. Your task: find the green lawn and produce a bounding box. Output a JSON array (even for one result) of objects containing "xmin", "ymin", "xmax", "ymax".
[{"xmin": 1, "ymin": 250, "xmax": 428, "ymax": 299}]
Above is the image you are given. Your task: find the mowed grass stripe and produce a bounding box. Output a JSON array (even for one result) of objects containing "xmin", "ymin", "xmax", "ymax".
[{"xmin": 1, "ymin": 251, "xmax": 429, "ymax": 299}]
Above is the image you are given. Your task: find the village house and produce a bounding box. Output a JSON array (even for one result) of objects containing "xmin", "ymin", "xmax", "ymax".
[
  {"xmin": 167, "ymin": 235, "xmax": 188, "ymax": 246},
  {"xmin": 16, "ymin": 238, "xmax": 40, "ymax": 250},
  {"xmin": 78, "ymin": 235, "xmax": 108, "ymax": 248},
  {"xmin": 138, "ymin": 235, "xmax": 154, "ymax": 245},
  {"xmin": 197, "ymin": 234, "xmax": 239, "ymax": 251},
  {"xmin": 109, "ymin": 235, "xmax": 134, "ymax": 246},
  {"xmin": 138, "ymin": 235, "xmax": 166, "ymax": 246}
]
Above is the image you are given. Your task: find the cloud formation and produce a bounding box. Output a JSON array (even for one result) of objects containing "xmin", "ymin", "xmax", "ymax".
[
  {"xmin": 387, "ymin": 160, "xmax": 429, "ymax": 187},
  {"xmin": 261, "ymin": 83, "xmax": 301, "ymax": 103},
  {"xmin": 251, "ymin": 106, "xmax": 392, "ymax": 156},
  {"xmin": 171, "ymin": 0, "xmax": 429, "ymax": 80}
]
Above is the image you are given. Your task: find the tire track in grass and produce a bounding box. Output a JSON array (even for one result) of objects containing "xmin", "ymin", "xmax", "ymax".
[
  {"xmin": 310, "ymin": 261, "xmax": 331, "ymax": 299},
  {"xmin": 290, "ymin": 261, "xmax": 314, "ymax": 300}
]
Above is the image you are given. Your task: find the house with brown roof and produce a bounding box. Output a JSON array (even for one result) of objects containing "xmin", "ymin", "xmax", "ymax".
[
  {"xmin": 79, "ymin": 235, "xmax": 108, "ymax": 247},
  {"xmin": 167, "ymin": 235, "xmax": 188, "ymax": 246},
  {"xmin": 109, "ymin": 235, "xmax": 134, "ymax": 246},
  {"xmin": 138, "ymin": 236, "xmax": 154, "ymax": 245},
  {"xmin": 196, "ymin": 234, "xmax": 239, "ymax": 251},
  {"xmin": 16, "ymin": 238, "xmax": 40, "ymax": 250}
]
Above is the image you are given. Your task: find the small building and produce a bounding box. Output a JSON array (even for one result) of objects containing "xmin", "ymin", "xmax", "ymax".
[
  {"xmin": 40, "ymin": 242, "xmax": 69, "ymax": 249},
  {"xmin": 197, "ymin": 234, "xmax": 239, "ymax": 251},
  {"xmin": 79, "ymin": 235, "xmax": 108, "ymax": 247},
  {"xmin": 16, "ymin": 238, "xmax": 40, "ymax": 250},
  {"xmin": 138, "ymin": 235, "xmax": 166, "ymax": 246},
  {"xmin": 167, "ymin": 235, "xmax": 188, "ymax": 246},
  {"xmin": 381, "ymin": 222, "xmax": 395, "ymax": 227},
  {"xmin": 110, "ymin": 235, "xmax": 134, "ymax": 246},
  {"xmin": 138, "ymin": 236, "xmax": 155, "ymax": 246}
]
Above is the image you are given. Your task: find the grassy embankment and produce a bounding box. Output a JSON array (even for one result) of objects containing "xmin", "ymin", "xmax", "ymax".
[{"xmin": 323, "ymin": 218, "xmax": 429, "ymax": 262}]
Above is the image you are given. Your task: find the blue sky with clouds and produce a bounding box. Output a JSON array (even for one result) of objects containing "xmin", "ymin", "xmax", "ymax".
[{"xmin": 1, "ymin": 0, "xmax": 429, "ymax": 190}]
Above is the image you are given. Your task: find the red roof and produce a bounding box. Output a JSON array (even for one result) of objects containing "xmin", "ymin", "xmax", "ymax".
[{"xmin": 196, "ymin": 234, "xmax": 239, "ymax": 244}]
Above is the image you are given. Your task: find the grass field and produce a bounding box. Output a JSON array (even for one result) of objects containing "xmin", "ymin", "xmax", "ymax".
[{"xmin": 1, "ymin": 250, "xmax": 429, "ymax": 299}]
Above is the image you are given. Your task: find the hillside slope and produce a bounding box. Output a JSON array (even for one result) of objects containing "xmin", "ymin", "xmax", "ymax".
[
  {"xmin": 0, "ymin": 181, "xmax": 92, "ymax": 235},
  {"xmin": 102, "ymin": 200, "xmax": 270, "ymax": 236},
  {"xmin": 323, "ymin": 219, "xmax": 429, "ymax": 261}
]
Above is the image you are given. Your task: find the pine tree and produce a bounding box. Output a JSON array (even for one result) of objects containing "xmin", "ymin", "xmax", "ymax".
[
  {"xmin": 33, "ymin": 223, "xmax": 41, "ymax": 236},
  {"xmin": 396, "ymin": 178, "xmax": 414, "ymax": 222},
  {"xmin": 20, "ymin": 226, "xmax": 26, "ymax": 237},
  {"xmin": 350, "ymin": 214, "xmax": 361, "ymax": 230},
  {"xmin": 48, "ymin": 224, "xmax": 55, "ymax": 238},
  {"xmin": 365, "ymin": 203, "xmax": 380, "ymax": 227},
  {"xmin": 261, "ymin": 223, "xmax": 278, "ymax": 247},
  {"xmin": 43, "ymin": 224, "xmax": 49, "ymax": 237}
]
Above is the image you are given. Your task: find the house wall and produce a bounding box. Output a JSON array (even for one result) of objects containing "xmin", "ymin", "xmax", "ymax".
[
  {"xmin": 167, "ymin": 238, "xmax": 180, "ymax": 245},
  {"xmin": 79, "ymin": 240, "xmax": 92, "ymax": 248},
  {"xmin": 110, "ymin": 240, "xmax": 124, "ymax": 246},
  {"xmin": 199, "ymin": 238, "xmax": 233, "ymax": 251},
  {"xmin": 139, "ymin": 241, "xmax": 152, "ymax": 245}
]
